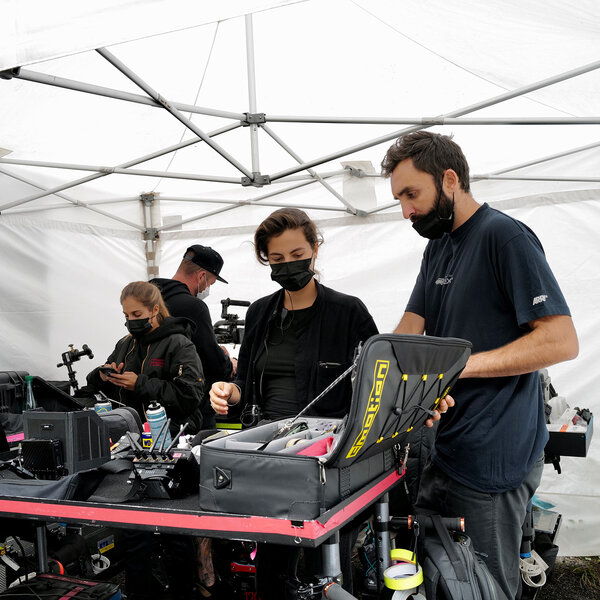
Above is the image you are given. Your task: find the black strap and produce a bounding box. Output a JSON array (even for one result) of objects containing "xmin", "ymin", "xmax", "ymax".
[
  {"xmin": 430, "ymin": 514, "xmax": 468, "ymax": 582},
  {"xmin": 98, "ymin": 457, "xmax": 136, "ymax": 474}
]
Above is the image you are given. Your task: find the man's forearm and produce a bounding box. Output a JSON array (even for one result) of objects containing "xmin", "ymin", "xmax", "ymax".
[
  {"xmin": 461, "ymin": 315, "xmax": 578, "ymax": 378},
  {"xmin": 394, "ymin": 311, "xmax": 425, "ymax": 335}
]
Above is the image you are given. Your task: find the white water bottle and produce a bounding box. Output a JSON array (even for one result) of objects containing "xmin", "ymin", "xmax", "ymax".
[{"xmin": 146, "ymin": 401, "xmax": 172, "ymax": 449}]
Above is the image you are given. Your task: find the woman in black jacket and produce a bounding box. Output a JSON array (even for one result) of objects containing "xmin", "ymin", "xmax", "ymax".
[
  {"xmin": 209, "ymin": 208, "xmax": 378, "ymax": 598},
  {"xmin": 85, "ymin": 280, "xmax": 205, "ymax": 434},
  {"xmin": 84, "ymin": 281, "xmax": 204, "ymax": 600},
  {"xmin": 210, "ymin": 208, "xmax": 378, "ymax": 423}
]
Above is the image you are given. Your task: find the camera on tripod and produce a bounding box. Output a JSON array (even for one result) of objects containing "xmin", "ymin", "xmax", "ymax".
[{"xmin": 213, "ymin": 298, "xmax": 250, "ymax": 346}]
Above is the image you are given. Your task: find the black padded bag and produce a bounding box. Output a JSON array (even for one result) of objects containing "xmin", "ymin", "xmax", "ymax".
[
  {"xmin": 200, "ymin": 334, "xmax": 471, "ymax": 519},
  {"xmin": 420, "ymin": 514, "xmax": 509, "ymax": 600},
  {"xmin": 98, "ymin": 406, "xmax": 143, "ymax": 442},
  {"xmin": 0, "ymin": 371, "xmax": 28, "ymax": 413}
]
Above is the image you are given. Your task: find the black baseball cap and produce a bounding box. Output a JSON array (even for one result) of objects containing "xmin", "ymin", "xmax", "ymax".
[{"xmin": 184, "ymin": 245, "xmax": 228, "ymax": 284}]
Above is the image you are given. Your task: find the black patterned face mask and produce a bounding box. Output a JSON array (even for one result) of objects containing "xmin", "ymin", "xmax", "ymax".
[
  {"xmin": 270, "ymin": 257, "xmax": 315, "ymax": 292},
  {"xmin": 412, "ymin": 190, "xmax": 455, "ymax": 240}
]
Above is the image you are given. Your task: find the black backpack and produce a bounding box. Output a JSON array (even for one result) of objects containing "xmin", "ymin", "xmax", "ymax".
[{"xmin": 418, "ymin": 514, "xmax": 509, "ymax": 600}]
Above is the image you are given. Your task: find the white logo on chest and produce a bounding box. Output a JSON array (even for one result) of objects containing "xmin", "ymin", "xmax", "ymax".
[{"xmin": 435, "ymin": 276, "xmax": 454, "ymax": 286}]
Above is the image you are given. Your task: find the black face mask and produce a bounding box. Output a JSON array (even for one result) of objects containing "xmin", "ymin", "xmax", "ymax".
[
  {"xmin": 125, "ymin": 317, "xmax": 153, "ymax": 338},
  {"xmin": 270, "ymin": 257, "xmax": 315, "ymax": 292},
  {"xmin": 412, "ymin": 190, "xmax": 455, "ymax": 240}
]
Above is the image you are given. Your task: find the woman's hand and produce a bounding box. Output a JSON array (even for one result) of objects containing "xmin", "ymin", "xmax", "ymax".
[
  {"xmin": 210, "ymin": 381, "xmax": 237, "ymax": 415},
  {"xmin": 107, "ymin": 366, "xmax": 137, "ymax": 391},
  {"xmin": 424, "ymin": 394, "xmax": 455, "ymax": 428},
  {"xmin": 99, "ymin": 362, "xmax": 122, "ymax": 382}
]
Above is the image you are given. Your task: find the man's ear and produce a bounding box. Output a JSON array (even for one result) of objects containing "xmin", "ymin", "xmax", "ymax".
[{"xmin": 443, "ymin": 168, "xmax": 460, "ymax": 192}]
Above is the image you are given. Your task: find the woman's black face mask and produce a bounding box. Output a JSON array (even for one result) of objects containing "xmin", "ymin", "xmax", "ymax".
[
  {"xmin": 270, "ymin": 257, "xmax": 315, "ymax": 292},
  {"xmin": 125, "ymin": 317, "xmax": 153, "ymax": 338}
]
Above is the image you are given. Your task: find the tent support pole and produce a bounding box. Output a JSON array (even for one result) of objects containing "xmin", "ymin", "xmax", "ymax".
[
  {"xmin": 0, "ymin": 122, "xmax": 240, "ymax": 212},
  {"xmin": 155, "ymin": 179, "xmax": 326, "ymax": 232},
  {"xmin": 487, "ymin": 141, "xmax": 600, "ymax": 176},
  {"xmin": 261, "ymin": 124, "xmax": 357, "ymax": 214},
  {"xmin": 0, "ymin": 157, "xmax": 241, "ymax": 184},
  {"xmin": 472, "ymin": 175, "xmax": 600, "ymax": 183},
  {"xmin": 0, "ymin": 168, "xmax": 143, "ymax": 229},
  {"xmin": 265, "ymin": 115, "xmax": 600, "ymax": 125},
  {"xmin": 245, "ymin": 14, "xmax": 261, "ymax": 176},
  {"xmin": 142, "ymin": 193, "xmax": 160, "ymax": 279},
  {"xmin": 14, "ymin": 69, "xmax": 245, "ymax": 120},
  {"xmin": 268, "ymin": 59, "xmax": 600, "ymax": 182},
  {"xmin": 97, "ymin": 47, "xmax": 253, "ymax": 179}
]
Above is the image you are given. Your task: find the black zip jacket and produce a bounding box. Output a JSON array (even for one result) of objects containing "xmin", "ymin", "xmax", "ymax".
[
  {"xmin": 151, "ymin": 279, "xmax": 232, "ymax": 381},
  {"xmin": 234, "ymin": 281, "xmax": 378, "ymax": 419},
  {"xmin": 83, "ymin": 316, "xmax": 206, "ymax": 434}
]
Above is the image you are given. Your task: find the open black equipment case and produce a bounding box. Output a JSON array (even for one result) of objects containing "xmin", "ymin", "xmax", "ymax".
[{"xmin": 199, "ymin": 334, "xmax": 472, "ymax": 520}]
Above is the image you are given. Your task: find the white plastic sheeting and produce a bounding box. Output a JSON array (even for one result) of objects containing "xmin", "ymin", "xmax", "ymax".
[{"xmin": 0, "ymin": 0, "xmax": 599, "ymax": 554}]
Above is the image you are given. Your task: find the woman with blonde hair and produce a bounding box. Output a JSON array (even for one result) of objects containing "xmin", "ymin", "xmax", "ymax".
[
  {"xmin": 84, "ymin": 280, "xmax": 206, "ymax": 434},
  {"xmin": 82, "ymin": 281, "xmax": 205, "ymax": 599}
]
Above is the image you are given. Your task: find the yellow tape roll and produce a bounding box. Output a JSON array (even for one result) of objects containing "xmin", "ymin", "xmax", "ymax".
[{"xmin": 383, "ymin": 549, "xmax": 423, "ymax": 591}]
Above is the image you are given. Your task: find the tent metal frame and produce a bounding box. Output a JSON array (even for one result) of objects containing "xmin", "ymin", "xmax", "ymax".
[{"xmin": 0, "ymin": 14, "xmax": 598, "ymax": 240}]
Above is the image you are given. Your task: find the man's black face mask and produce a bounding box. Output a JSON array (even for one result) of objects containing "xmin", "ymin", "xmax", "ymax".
[
  {"xmin": 412, "ymin": 186, "xmax": 455, "ymax": 240},
  {"xmin": 270, "ymin": 257, "xmax": 315, "ymax": 292}
]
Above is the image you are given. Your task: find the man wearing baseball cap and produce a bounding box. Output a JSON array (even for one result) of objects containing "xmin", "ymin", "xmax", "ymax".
[{"xmin": 151, "ymin": 245, "xmax": 235, "ymax": 428}]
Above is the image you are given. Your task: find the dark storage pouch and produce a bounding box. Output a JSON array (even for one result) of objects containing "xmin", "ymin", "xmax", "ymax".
[
  {"xmin": 0, "ymin": 469, "xmax": 86, "ymax": 500},
  {"xmin": 0, "ymin": 573, "xmax": 121, "ymax": 599}
]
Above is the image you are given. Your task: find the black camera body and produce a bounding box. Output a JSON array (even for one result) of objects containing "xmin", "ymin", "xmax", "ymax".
[{"xmin": 213, "ymin": 298, "xmax": 250, "ymax": 346}]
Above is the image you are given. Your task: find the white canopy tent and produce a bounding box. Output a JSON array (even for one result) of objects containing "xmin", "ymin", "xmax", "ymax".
[{"xmin": 0, "ymin": 0, "xmax": 598, "ymax": 555}]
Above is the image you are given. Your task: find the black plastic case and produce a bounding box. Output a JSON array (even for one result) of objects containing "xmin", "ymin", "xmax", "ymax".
[{"xmin": 199, "ymin": 334, "xmax": 471, "ymax": 520}]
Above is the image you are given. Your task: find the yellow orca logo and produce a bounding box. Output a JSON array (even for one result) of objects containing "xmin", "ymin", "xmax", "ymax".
[{"xmin": 346, "ymin": 360, "xmax": 389, "ymax": 459}]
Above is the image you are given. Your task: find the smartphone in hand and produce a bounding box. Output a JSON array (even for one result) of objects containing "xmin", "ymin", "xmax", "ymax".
[{"xmin": 99, "ymin": 366, "xmax": 118, "ymax": 376}]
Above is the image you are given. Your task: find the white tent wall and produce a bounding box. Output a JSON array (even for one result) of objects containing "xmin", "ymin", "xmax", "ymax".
[
  {"xmin": 3, "ymin": 194, "xmax": 598, "ymax": 554},
  {"xmin": 0, "ymin": 0, "xmax": 599, "ymax": 555},
  {"xmin": 0, "ymin": 215, "xmax": 147, "ymax": 378}
]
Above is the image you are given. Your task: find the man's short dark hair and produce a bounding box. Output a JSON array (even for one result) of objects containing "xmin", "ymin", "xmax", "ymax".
[{"xmin": 381, "ymin": 131, "xmax": 471, "ymax": 193}]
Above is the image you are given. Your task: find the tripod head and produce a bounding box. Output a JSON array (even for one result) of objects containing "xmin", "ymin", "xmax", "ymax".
[
  {"xmin": 57, "ymin": 344, "xmax": 94, "ymax": 391},
  {"xmin": 213, "ymin": 298, "xmax": 250, "ymax": 345}
]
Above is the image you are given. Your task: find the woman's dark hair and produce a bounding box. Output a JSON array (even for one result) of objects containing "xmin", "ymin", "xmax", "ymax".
[
  {"xmin": 381, "ymin": 131, "xmax": 471, "ymax": 193},
  {"xmin": 120, "ymin": 281, "xmax": 170, "ymax": 325},
  {"xmin": 254, "ymin": 208, "xmax": 323, "ymax": 264}
]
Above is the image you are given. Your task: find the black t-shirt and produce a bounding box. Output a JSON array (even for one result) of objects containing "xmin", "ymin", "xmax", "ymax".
[
  {"xmin": 406, "ymin": 204, "xmax": 570, "ymax": 492},
  {"xmin": 255, "ymin": 306, "xmax": 315, "ymax": 419}
]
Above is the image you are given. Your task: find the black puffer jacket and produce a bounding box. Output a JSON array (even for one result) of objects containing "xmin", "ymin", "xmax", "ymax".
[{"xmin": 84, "ymin": 316, "xmax": 206, "ymax": 434}]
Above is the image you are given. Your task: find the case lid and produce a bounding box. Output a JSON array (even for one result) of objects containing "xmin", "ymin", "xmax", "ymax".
[{"xmin": 327, "ymin": 334, "xmax": 471, "ymax": 468}]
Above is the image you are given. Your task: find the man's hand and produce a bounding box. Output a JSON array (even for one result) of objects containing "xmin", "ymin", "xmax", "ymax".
[
  {"xmin": 424, "ymin": 394, "xmax": 455, "ymax": 428},
  {"xmin": 230, "ymin": 357, "xmax": 238, "ymax": 377}
]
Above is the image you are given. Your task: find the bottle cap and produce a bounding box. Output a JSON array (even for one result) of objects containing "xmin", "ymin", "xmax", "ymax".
[
  {"xmin": 25, "ymin": 375, "xmax": 34, "ymax": 382},
  {"xmin": 143, "ymin": 421, "xmax": 150, "ymax": 432}
]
